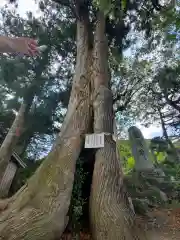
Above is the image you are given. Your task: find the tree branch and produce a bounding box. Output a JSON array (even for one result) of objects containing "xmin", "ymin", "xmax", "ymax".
[
  {"xmin": 163, "ymin": 92, "xmax": 180, "ymax": 113},
  {"xmin": 53, "ymin": 0, "xmax": 80, "ymax": 19},
  {"xmin": 52, "ymin": 0, "xmax": 71, "ymax": 7},
  {"xmin": 173, "ymin": 95, "xmax": 180, "ymax": 104}
]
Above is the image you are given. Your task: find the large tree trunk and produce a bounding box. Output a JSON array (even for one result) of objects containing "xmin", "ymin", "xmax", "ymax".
[
  {"xmin": 0, "ymin": 103, "xmax": 27, "ymax": 180},
  {"xmin": 0, "ymin": 16, "xmax": 92, "ymax": 239},
  {"xmin": 89, "ymin": 12, "xmax": 145, "ymax": 240}
]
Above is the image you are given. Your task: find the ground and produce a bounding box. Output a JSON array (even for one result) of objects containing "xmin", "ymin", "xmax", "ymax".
[
  {"xmin": 60, "ymin": 207, "xmax": 180, "ymax": 239},
  {"xmin": 137, "ymin": 207, "xmax": 180, "ymax": 240}
]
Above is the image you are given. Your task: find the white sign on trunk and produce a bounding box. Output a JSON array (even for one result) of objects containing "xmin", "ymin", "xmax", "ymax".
[{"xmin": 85, "ymin": 133, "xmax": 104, "ymax": 148}]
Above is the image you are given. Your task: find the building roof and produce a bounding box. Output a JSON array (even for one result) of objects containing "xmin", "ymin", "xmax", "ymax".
[{"xmin": 12, "ymin": 151, "xmax": 27, "ymax": 168}]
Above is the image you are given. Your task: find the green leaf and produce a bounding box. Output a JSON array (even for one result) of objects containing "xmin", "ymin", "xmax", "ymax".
[
  {"xmin": 121, "ymin": 0, "xmax": 126, "ymax": 11},
  {"xmin": 127, "ymin": 157, "xmax": 135, "ymax": 169},
  {"xmin": 93, "ymin": 0, "xmax": 112, "ymax": 15},
  {"xmin": 167, "ymin": 33, "xmax": 177, "ymax": 41}
]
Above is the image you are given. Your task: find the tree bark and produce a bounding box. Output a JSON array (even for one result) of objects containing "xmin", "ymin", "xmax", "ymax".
[
  {"xmin": 89, "ymin": 12, "xmax": 146, "ymax": 240},
  {"xmin": 0, "ymin": 16, "xmax": 92, "ymax": 239}
]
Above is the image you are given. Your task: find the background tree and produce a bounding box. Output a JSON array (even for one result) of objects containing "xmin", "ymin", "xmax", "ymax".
[
  {"xmin": 0, "ymin": 3, "xmax": 75, "ymax": 159},
  {"xmin": 0, "ymin": 0, "xmax": 178, "ymax": 239}
]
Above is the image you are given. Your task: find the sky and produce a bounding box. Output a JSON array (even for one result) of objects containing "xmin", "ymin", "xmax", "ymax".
[
  {"xmin": 0, "ymin": 0, "xmax": 163, "ymax": 139},
  {"xmin": 0, "ymin": 0, "xmax": 39, "ymax": 17},
  {"xmin": 136, "ymin": 122, "xmax": 162, "ymax": 139}
]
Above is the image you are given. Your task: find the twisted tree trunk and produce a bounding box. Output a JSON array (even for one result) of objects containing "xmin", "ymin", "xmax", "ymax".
[
  {"xmin": 0, "ymin": 7, "xmax": 148, "ymax": 240},
  {"xmin": 89, "ymin": 12, "xmax": 146, "ymax": 240},
  {"xmin": 0, "ymin": 16, "xmax": 92, "ymax": 239}
]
